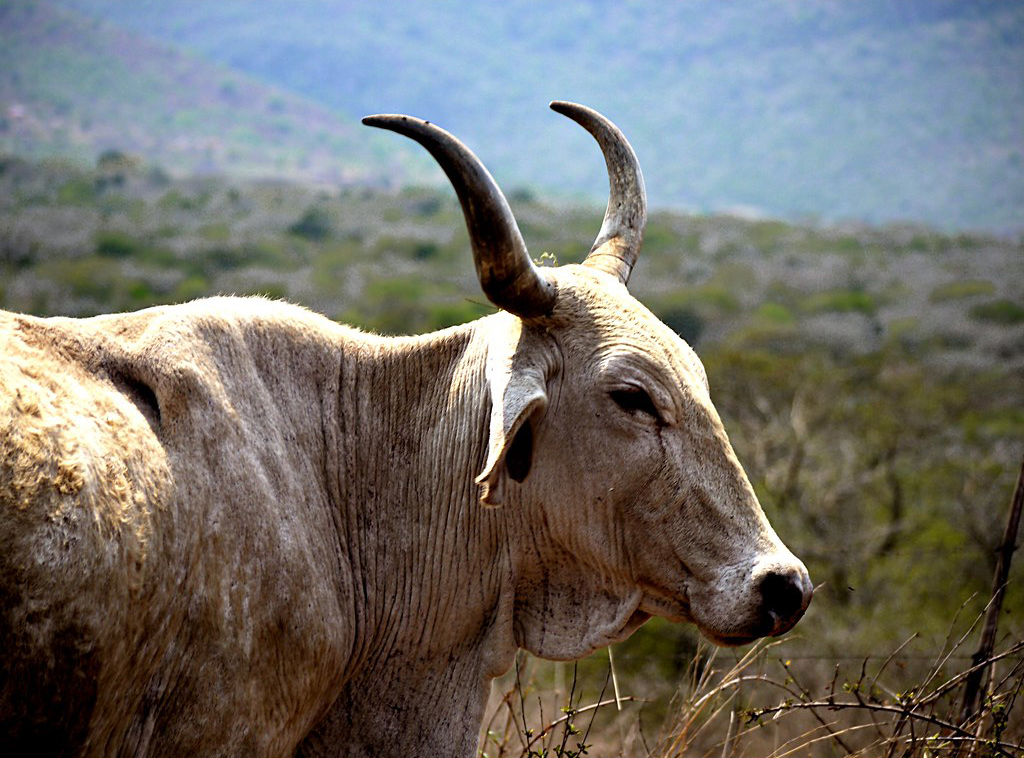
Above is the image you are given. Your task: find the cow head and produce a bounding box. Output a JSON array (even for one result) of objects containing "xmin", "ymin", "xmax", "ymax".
[{"xmin": 364, "ymin": 103, "xmax": 812, "ymax": 658}]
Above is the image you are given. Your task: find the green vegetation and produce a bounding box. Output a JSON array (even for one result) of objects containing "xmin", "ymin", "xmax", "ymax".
[
  {"xmin": 288, "ymin": 206, "xmax": 333, "ymax": 241},
  {"xmin": 929, "ymin": 278, "xmax": 997, "ymax": 302},
  {"xmin": 56, "ymin": 176, "xmax": 97, "ymax": 205},
  {"xmin": 801, "ymin": 288, "xmax": 877, "ymax": 315},
  {"xmin": 1, "ymin": 156, "xmax": 1021, "ymax": 753},
  {"xmin": 653, "ymin": 305, "xmax": 705, "ymax": 344},
  {"xmin": 752, "ymin": 301, "xmax": 795, "ymax": 325},
  {"xmin": 970, "ymin": 298, "xmax": 1024, "ymax": 325},
  {"xmin": 94, "ymin": 229, "xmax": 137, "ymax": 258}
]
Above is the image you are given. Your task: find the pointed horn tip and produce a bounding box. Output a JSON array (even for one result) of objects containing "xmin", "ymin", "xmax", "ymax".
[
  {"xmin": 549, "ymin": 100, "xmax": 584, "ymax": 115},
  {"xmin": 362, "ymin": 114, "xmax": 437, "ymax": 133},
  {"xmin": 549, "ymin": 101, "xmax": 614, "ymax": 133}
]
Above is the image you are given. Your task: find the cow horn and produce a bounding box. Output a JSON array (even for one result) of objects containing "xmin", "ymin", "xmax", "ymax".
[
  {"xmin": 550, "ymin": 101, "xmax": 646, "ymax": 285},
  {"xmin": 362, "ymin": 114, "xmax": 557, "ymax": 318}
]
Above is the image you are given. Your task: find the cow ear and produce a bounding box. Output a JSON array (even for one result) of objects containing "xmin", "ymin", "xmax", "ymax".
[{"xmin": 475, "ymin": 362, "xmax": 547, "ymax": 507}]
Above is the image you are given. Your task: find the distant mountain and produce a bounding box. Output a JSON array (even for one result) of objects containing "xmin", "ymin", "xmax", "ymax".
[
  {"xmin": 47, "ymin": 0, "xmax": 1024, "ymax": 232},
  {"xmin": 0, "ymin": 0, "xmax": 428, "ymax": 184}
]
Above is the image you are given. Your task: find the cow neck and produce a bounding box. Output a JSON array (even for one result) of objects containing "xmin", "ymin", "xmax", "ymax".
[{"xmin": 318, "ymin": 318, "xmax": 517, "ymax": 755}]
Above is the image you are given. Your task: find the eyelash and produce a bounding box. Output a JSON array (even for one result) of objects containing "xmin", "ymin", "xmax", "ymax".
[{"xmin": 609, "ymin": 387, "xmax": 661, "ymax": 423}]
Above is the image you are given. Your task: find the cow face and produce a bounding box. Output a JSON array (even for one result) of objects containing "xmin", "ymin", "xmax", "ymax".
[
  {"xmin": 476, "ymin": 265, "xmax": 811, "ymax": 657},
  {"xmin": 363, "ymin": 102, "xmax": 812, "ymax": 657}
]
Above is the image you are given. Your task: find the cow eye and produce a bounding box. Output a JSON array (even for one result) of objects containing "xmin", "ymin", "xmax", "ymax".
[{"xmin": 609, "ymin": 387, "xmax": 661, "ymax": 422}]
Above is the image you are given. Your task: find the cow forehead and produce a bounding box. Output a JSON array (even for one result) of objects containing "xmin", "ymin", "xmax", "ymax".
[{"xmin": 543, "ymin": 265, "xmax": 709, "ymax": 392}]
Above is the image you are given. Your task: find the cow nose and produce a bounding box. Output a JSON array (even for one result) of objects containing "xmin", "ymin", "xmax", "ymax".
[{"xmin": 758, "ymin": 568, "xmax": 811, "ymax": 634}]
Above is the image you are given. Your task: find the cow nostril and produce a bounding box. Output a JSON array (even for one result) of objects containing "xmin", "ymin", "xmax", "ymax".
[{"xmin": 759, "ymin": 570, "xmax": 806, "ymax": 625}]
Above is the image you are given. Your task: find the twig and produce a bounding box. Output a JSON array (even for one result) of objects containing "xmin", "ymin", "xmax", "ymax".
[
  {"xmin": 959, "ymin": 456, "xmax": 1024, "ymax": 724},
  {"xmin": 920, "ymin": 641, "xmax": 1024, "ymax": 708},
  {"xmin": 751, "ymin": 698, "xmax": 1020, "ymax": 757},
  {"xmin": 522, "ymin": 697, "xmax": 638, "ymax": 753},
  {"xmin": 869, "ymin": 632, "xmax": 918, "ymax": 698},
  {"xmin": 577, "ymin": 663, "xmax": 613, "ymax": 755},
  {"xmin": 779, "ymin": 657, "xmax": 855, "ymax": 754},
  {"xmin": 609, "ymin": 644, "xmax": 623, "ymax": 711},
  {"xmin": 514, "ymin": 652, "xmax": 531, "ymax": 753}
]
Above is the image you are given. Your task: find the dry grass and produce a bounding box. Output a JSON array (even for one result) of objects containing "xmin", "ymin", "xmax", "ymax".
[{"xmin": 481, "ymin": 606, "xmax": 1023, "ymax": 758}]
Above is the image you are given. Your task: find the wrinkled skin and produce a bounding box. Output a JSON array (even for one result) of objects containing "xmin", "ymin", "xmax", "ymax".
[
  {"xmin": 1, "ymin": 262, "xmax": 809, "ymax": 757},
  {"xmin": 500, "ymin": 267, "xmax": 809, "ymax": 657}
]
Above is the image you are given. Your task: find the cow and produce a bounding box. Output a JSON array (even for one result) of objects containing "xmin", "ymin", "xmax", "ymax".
[{"xmin": 0, "ymin": 102, "xmax": 811, "ymax": 757}]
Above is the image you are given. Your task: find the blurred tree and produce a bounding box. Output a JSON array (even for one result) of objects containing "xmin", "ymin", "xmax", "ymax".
[{"xmin": 288, "ymin": 206, "xmax": 333, "ymax": 241}]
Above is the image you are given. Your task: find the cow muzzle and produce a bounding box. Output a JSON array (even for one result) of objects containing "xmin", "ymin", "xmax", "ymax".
[
  {"xmin": 755, "ymin": 562, "xmax": 813, "ymax": 637},
  {"xmin": 689, "ymin": 555, "xmax": 813, "ymax": 646}
]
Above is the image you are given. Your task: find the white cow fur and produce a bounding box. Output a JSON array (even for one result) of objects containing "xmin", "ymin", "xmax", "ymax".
[{"xmin": 0, "ymin": 264, "xmax": 809, "ymax": 757}]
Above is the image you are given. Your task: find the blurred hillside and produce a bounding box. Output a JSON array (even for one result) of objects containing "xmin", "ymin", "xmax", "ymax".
[
  {"xmin": 3, "ymin": 153, "xmax": 1022, "ymax": 369},
  {"xmin": 0, "ymin": 0, "xmax": 429, "ymax": 185},
  {"xmin": 40, "ymin": 0, "xmax": 1024, "ymax": 232}
]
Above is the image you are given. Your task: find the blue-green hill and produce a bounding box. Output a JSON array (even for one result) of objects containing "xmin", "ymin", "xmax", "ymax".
[
  {"xmin": 50, "ymin": 0, "xmax": 1024, "ymax": 232},
  {"xmin": 0, "ymin": 0, "xmax": 428, "ymax": 184}
]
